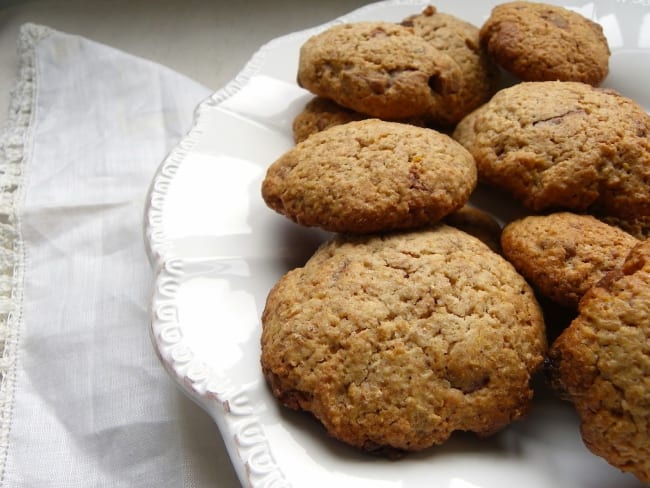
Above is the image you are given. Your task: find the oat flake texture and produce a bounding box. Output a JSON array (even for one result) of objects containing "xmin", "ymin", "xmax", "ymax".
[
  {"xmin": 261, "ymin": 225, "xmax": 547, "ymax": 452},
  {"xmin": 262, "ymin": 119, "xmax": 477, "ymax": 234}
]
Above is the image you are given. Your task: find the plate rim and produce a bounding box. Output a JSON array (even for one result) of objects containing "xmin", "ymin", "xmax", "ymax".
[{"xmin": 144, "ymin": 3, "xmax": 437, "ymax": 486}]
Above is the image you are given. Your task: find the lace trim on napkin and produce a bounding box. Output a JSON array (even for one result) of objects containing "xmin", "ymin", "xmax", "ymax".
[{"xmin": 0, "ymin": 22, "xmax": 52, "ymax": 479}]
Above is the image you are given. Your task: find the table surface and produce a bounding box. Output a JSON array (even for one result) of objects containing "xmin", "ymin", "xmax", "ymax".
[
  {"xmin": 0, "ymin": 0, "xmax": 370, "ymax": 128},
  {"xmin": 0, "ymin": 0, "xmax": 369, "ymax": 486}
]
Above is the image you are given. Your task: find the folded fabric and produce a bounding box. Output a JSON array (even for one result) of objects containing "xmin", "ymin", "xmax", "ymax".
[{"xmin": 0, "ymin": 23, "xmax": 240, "ymax": 487}]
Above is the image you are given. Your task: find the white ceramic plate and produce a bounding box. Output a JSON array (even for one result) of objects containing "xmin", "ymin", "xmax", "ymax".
[{"xmin": 144, "ymin": 1, "xmax": 650, "ymax": 486}]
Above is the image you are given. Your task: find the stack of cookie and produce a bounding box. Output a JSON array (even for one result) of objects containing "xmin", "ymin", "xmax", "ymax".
[
  {"xmin": 292, "ymin": 5, "xmax": 499, "ymax": 140},
  {"xmin": 260, "ymin": 3, "xmax": 547, "ymax": 458},
  {"xmin": 259, "ymin": 1, "xmax": 650, "ymax": 482}
]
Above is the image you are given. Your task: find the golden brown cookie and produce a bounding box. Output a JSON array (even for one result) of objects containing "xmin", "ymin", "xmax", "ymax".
[
  {"xmin": 480, "ymin": 1, "xmax": 610, "ymax": 85},
  {"xmin": 291, "ymin": 97, "xmax": 431, "ymax": 144},
  {"xmin": 292, "ymin": 97, "xmax": 366, "ymax": 143},
  {"xmin": 547, "ymin": 239, "xmax": 650, "ymax": 483},
  {"xmin": 261, "ymin": 225, "xmax": 547, "ymax": 452},
  {"xmin": 262, "ymin": 119, "xmax": 477, "ymax": 233},
  {"xmin": 453, "ymin": 81, "xmax": 650, "ymax": 221},
  {"xmin": 443, "ymin": 204, "xmax": 502, "ymax": 253},
  {"xmin": 401, "ymin": 5, "xmax": 499, "ymax": 125},
  {"xmin": 296, "ymin": 21, "xmax": 462, "ymax": 119},
  {"xmin": 501, "ymin": 212, "xmax": 638, "ymax": 309}
]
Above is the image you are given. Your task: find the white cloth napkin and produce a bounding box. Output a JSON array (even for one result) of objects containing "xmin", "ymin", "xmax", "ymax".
[{"xmin": 0, "ymin": 24, "xmax": 240, "ymax": 487}]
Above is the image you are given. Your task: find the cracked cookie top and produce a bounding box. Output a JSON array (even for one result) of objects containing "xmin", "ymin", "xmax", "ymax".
[
  {"xmin": 547, "ymin": 239, "xmax": 650, "ymax": 483},
  {"xmin": 261, "ymin": 225, "xmax": 547, "ymax": 452},
  {"xmin": 453, "ymin": 81, "xmax": 650, "ymax": 221},
  {"xmin": 262, "ymin": 119, "xmax": 477, "ymax": 234},
  {"xmin": 480, "ymin": 1, "xmax": 610, "ymax": 85},
  {"xmin": 297, "ymin": 21, "xmax": 462, "ymax": 120}
]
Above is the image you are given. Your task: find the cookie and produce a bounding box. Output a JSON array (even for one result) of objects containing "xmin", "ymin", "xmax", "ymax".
[
  {"xmin": 261, "ymin": 225, "xmax": 547, "ymax": 452},
  {"xmin": 443, "ymin": 204, "xmax": 502, "ymax": 253},
  {"xmin": 292, "ymin": 97, "xmax": 430, "ymax": 144},
  {"xmin": 401, "ymin": 5, "xmax": 499, "ymax": 125},
  {"xmin": 453, "ymin": 81, "xmax": 650, "ymax": 221},
  {"xmin": 501, "ymin": 212, "xmax": 638, "ymax": 309},
  {"xmin": 292, "ymin": 97, "xmax": 366, "ymax": 143},
  {"xmin": 598, "ymin": 214, "xmax": 650, "ymax": 240},
  {"xmin": 547, "ymin": 239, "xmax": 650, "ymax": 483},
  {"xmin": 297, "ymin": 21, "xmax": 462, "ymax": 119},
  {"xmin": 480, "ymin": 1, "xmax": 610, "ymax": 85},
  {"xmin": 262, "ymin": 119, "xmax": 477, "ymax": 233}
]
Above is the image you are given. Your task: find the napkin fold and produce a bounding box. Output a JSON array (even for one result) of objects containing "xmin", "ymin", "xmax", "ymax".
[{"xmin": 0, "ymin": 23, "xmax": 240, "ymax": 487}]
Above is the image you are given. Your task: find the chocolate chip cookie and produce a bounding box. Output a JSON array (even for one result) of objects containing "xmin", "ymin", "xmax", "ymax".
[
  {"xmin": 292, "ymin": 97, "xmax": 366, "ymax": 143},
  {"xmin": 292, "ymin": 97, "xmax": 430, "ymax": 144},
  {"xmin": 501, "ymin": 212, "xmax": 638, "ymax": 309},
  {"xmin": 261, "ymin": 225, "xmax": 547, "ymax": 452},
  {"xmin": 453, "ymin": 81, "xmax": 650, "ymax": 221},
  {"xmin": 547, "ymin": 239, "xmax": 650, "ymax": 483},
  {"xmin": 480, "ymin": 1, "xmax": 610, "ymax": 85},
  {"xmin": 401, "ymin": 5, "xmax": 499, "ymax": 125},
  {"xmin": 297, "ymin": 21, "xmax": 462, "ymax": 119},
  {"xmin": 262, "ymin": 119, "xmax": 477, "ymax": 233}
]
